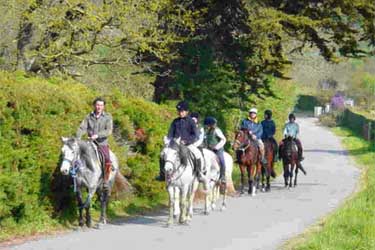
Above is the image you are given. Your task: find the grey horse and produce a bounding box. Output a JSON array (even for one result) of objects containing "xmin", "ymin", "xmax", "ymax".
[{"xmin": 60, "ymin": 137, "xmax": 129, "ymax": 227}]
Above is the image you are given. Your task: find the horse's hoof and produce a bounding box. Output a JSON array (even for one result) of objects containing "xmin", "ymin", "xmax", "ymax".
[
  {"xmin": 251, "ymin": 193, "xmax": 256, "ymax": 197},
  {"xmin": 261, "ymin": 187, "xmax": 266, "ymax": 192},
  {"xmin": 86, "ymin": 221, "xmax": 92, "ymax": 228},
  {"xmin": 221, "ymin": 205, "xmax": 227, "ymax": 211},
  {"xmin": 79, "ymin": 221, "xmax": 84, "ymax": 227},
  {"xmin": 211, "ymin": 204, "xmax": 216, "ymax": 211},
  {"xmin": 173, "ymin": 214, "xmax": 179, "ymax": 219},
  {"xmin": 204, "ymin": 211, "xmax": 210, "ymax": 216}
]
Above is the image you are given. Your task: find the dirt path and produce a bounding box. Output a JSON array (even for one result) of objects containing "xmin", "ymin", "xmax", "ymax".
[{"xmin": 10, "ymin": 117, "xmax": 360, "ymax": 250}]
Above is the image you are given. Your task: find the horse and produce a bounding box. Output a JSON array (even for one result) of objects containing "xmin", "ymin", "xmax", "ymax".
[
  {"xmin": 261, "ymin": 138, "xmax": 277, "ymax": 192},
  {"xmin": 192, "ymin": 149, "xmax": 234, "ymax": 214},
  {"xmin": 233, "ymin": 129, "xmax": 262, "ymax": 196},
  {"xmin": 60, "ymin": 137, "xmax": 130, "ymax": 227},
  {"xmin": 161, "ymin": 138, "xmax": 197, "ymax": 225},
  {"xmin": 161, "ymin": 138, "xmax": 233, "ymax": 225},
  {"xmin": 280, "ymin": 136, "xmax": 303, "ymax": 188}
]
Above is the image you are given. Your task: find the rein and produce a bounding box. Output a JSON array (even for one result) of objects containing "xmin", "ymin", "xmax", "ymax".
[{"xmin": 165, "ymin": 159, "xmax": 189, "ymax": 182}]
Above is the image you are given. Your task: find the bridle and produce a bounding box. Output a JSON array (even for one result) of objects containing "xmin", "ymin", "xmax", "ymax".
[
  {"xmin": 163, "ymin": 149, "xmax": 188, "ymax": 182},
  {"xmin": 234, "ymin": 131, "xmax": 251, "ymax": 153}
]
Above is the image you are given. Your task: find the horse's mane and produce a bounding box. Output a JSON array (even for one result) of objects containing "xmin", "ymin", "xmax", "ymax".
[{"xmin": 74, "ymin": 139, "xmax": 98, "ymax": 171}]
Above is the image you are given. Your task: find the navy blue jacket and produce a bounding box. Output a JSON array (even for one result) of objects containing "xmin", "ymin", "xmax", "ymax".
[
  {"xmin": 261, "ymin": 119, "xmax": 276, "ymax": 140},
  {"xmin": 240, "ymin": 118, "xmax": 263, "ymax": 139},
  {"xmin": 167, "ymin": 116, "xmax": 198, "ymax": 145}
]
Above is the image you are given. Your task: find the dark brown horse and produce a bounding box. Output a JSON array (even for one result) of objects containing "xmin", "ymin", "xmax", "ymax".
[
  {"xmin": 280, "ymin": 136, "xmax": 301, "ymax": 188},
  {"xmin": 262, "ymin": 138, "xmax": 277, "ymax": 192},
  {"xmin": 233, "ymin": 129, "xmax": 262, "ymax": 196}
]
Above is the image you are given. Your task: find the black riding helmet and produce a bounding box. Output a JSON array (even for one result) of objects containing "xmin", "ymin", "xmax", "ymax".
[
  {"xmin": 265, "ymin": 109, "xmax": 272, "ymax": 118},
  {"xmin": 289, "ymin": 113, "xmax": 296, "ymax": 120},
  {"xmin": 176, "ymin": 100, "xmax": 189, "ymax": 111},
  {"xmin": 204, "ymin": 116, "xmax": 217, "ymax": 126}
]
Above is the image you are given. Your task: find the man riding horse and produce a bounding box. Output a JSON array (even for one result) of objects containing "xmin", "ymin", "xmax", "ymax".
[
  {"xmin": 240, "ymin": 108, "xmax": 267, "ymax": 166},
  {"xmin": 155, "ymin": 101, "xmax": 206, "ymax": 184},
  {"xmin": 261, "ymin": 109, "xmax": 278, "ymax": 162},
  {"xmin": 203, "ymin": 116, "xmax": 227, "ymax": 184},
  {"xmin": 279, "ymin": 113, "xmax": 304, "ymax": 162},
  {"xmin": 76, "ymin": 97, "xmax": 113, "ymax": 190}
]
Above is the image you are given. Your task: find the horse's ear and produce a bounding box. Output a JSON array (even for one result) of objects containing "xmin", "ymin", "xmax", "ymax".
[
  {"xmin": 175, "ymin": 137, "xmax": 181, "ymax": 145},
  {"xmin": 163, "ymin": 136, "xmax": 170, "ymax": 146},
  {"xmin": 61, "ymin": 137, "xmax": 69, "ymax": 144}
]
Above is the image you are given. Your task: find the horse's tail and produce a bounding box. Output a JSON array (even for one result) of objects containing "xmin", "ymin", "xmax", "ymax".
[
  {"xmin": 297, "ymin": 163, "xmax": 307, "ymax": 175},
  {"xmin": 114, "ymin": 171, "xmax": 133, "ymax": 195}
]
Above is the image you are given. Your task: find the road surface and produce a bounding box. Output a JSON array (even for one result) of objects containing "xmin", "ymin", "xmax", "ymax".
[{"xmin": 10, "ymin": 117, "xmax": 360, "ymax": 250}]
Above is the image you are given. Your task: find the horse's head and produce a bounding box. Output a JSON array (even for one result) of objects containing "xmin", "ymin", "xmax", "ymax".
[
  {"xmin": 60, "ymin": 137, "xmax": 80, "ymax": 175},
  {"xmin": 161, "ymin": 138, "xmax": 182, "ymax": 179},
  {"xmin": 233, "ymin": 129, "xmax": 249, "ymax": 150}
]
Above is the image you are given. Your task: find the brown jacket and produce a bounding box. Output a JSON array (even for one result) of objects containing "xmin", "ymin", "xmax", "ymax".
[{"xmin": 76, "ymin": 112, "xmax": 113, "ymax": 145}]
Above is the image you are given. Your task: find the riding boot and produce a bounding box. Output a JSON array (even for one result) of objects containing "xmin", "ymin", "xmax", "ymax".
[
  {"xmin": 260, "ymin": 148, "xmax": 268, "ymax": 166},
  {"xmin": 298, "ymin": 150, "xmax": 304, "ymax": 161},
  {"xmin": 103, "ymin": 163, "xmax": 112, "ymax": 190},
  {"xmin": 219, "ymin": 165, "xmax": 226, "ymax": 184},
  {"xmin": 155, "ymin": 157, "xmax": 165, "ymax": 181}
]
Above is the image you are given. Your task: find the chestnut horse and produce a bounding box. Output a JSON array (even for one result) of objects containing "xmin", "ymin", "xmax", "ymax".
[
  {"xmin": 262, "ymin": 138, "xmax": 277, "ymax": 192},
  {"xmin": 233, "ymin": 129, "xmax": 262, "ymax": 196}
]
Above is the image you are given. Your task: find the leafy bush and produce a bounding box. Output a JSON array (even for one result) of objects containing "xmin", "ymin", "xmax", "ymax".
[{"xmin": 0, "ymin": 71, "xmax": 172, "ymax": 240}]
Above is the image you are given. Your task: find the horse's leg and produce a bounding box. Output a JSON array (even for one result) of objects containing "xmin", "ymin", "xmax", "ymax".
[
  {"xmin": 76, "ymin": 190, "xmax": 84, "ymax": 227},
  {"xmin": 247, "ymin": 164, "xmax": 253, "ymax": 195},
  {"xmin": 289, "ymin": 164, "xmax": 294, "ymax": 188},
  {"xmin": 204, "ymin": 181, "xmax": 211, "ymax": 215},
  {"xmin": 261, "ymin": 165, "xmax": 266, "ymax": 192},
  {"xmin": 266, "ymin": 162, "xmax": 272, "ymax": 192},
  {"xmin": 188, "ymin": 179, "xmax": 198, "ymax": 220},
  {"xmin": 283, "ymin": 163, "xmax": 289, "ymax": 187},
  {"xmin": 179, "ymin": 186, "xmax": 189, "ymax": 224},
  {"xmin": 221, "ymin": 181, "xmax": 227, "ymax": 211},
  {"xmin": 240, "ymin": 165, "xmax": 245, "ymax": 194},
  {"xmin": 173, "ymin": 187, "xmax": 180, "ymax": 219},
  {"xmin": 99, "ymin": 189, "xmax": 109, "ymax": 225},
  {"xmin": 255, "ymin": 163, "xmax": 261, "ymax": 191},
  {"xmin": 85, "ymin": 206, "xmax": 92, "ymax": 228},
  {"xmin": 167, "ymin": 186, "xmax": 175, "ymax": 226},
  {"xmin": 294, "ymin": 163, "xmax": 299, "ymax": 187}
]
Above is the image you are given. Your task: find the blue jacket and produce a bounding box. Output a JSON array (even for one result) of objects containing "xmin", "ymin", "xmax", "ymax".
[
  {"xmin": 261, "ymin": 119, "xmax": 276, "ymax": 140},
  {"xmin": 167, "ymin": 116, "xmax": 199, "ymax": 145},
  {"xmin": 240, "ymin": 118, "xmax": 263, "ymax": 139}
]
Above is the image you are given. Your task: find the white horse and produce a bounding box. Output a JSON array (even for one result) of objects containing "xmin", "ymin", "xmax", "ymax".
[
  {"xmin": 161, "ymin": 139, "xmax": 196, "ymax": 225},
  {"xmin": 161, "ymin": 138, "xmax": 234, "ymax": 225},
  {"xmin": 188, "ymin": 149, "xmax": 233, "ymax": 216}
]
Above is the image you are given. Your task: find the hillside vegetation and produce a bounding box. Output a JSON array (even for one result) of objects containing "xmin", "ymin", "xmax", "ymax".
[{"xmin": 0, "ymin": 71, "xmax": 173, "ymax": 240}]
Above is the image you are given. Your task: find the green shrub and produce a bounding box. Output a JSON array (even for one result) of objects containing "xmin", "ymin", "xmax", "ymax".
[{"xmin": 0, "ymin": 71, "xmax": 172, "ymax": 240}]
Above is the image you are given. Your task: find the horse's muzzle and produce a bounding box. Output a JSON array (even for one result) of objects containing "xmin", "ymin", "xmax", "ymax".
[{"xmin": 61, "ymin": 169, "xmax": 69, "ymax": 175}]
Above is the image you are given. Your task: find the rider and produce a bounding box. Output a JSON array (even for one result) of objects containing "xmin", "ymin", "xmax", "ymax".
[
  {"xmin": 261, "ymin": 109, "xmax": 278, "ymax": 162},
  {"xmin": 76, "ymin": 97, "xmax": 113, "ymax": 190},
  {"xmin": 190, "ymin": 112, "xmax": 204, "ymax": 148},
  {"xmin": 204, "ymin": 116, "xmax": 227, "ymax": 183},
  {"xmin": 240, "ymin": 108, "xmax": 267, "ymax": 165},
  {"xmin": 280, "ymin": 113, "xmax": 304, "ymax": 161},
  {"xmin": 155, "ymin": 101, "xmax": 206, "ymax": 183}
]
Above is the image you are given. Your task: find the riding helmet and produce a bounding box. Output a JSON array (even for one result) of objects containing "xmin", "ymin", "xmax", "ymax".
[
  {"xmin": 249, "ymin": 107, "xmax": 258, "ymax": 114},
  {"xmin": 265, "ymin": 109, "xmax": 272, "ymax": 118},
  {"xmin": 204, "ymin": 116, "xmax": 217, "ymax": 126},
  {"xmin": 289, "ymin": 113, "xmax": 296, "ymax": 120},
  {"xmin": 176, "ymin": 101, "xmax": 189, "ymax": 111}
]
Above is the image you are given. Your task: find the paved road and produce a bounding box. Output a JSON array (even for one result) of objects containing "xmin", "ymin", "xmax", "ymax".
[{"xmin": 10, "ymin": 117, "xmax": 360, "ymax": 250}]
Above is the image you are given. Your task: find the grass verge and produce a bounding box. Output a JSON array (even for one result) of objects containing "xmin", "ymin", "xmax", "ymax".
[{"xmin": 284, "ymin": 127, "xmax": 375, "ymax": 250}]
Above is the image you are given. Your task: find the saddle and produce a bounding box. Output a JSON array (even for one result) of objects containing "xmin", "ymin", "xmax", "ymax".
[{"xmin": 179, "ymin": 145, "xmax": 203, "ymax": 174}]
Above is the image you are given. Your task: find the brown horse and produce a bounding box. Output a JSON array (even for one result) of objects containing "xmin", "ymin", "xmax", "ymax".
[
  {"xmin": 262, "ymin": 138, "xmax": 277, "ymax": 192},
  {"xmin": 280, "ymin": 136, "xmax": 301, "ymax": 188},
  {"xmin": 233, "ymin": 129, "xmax": 262, "ymax": 196}
]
